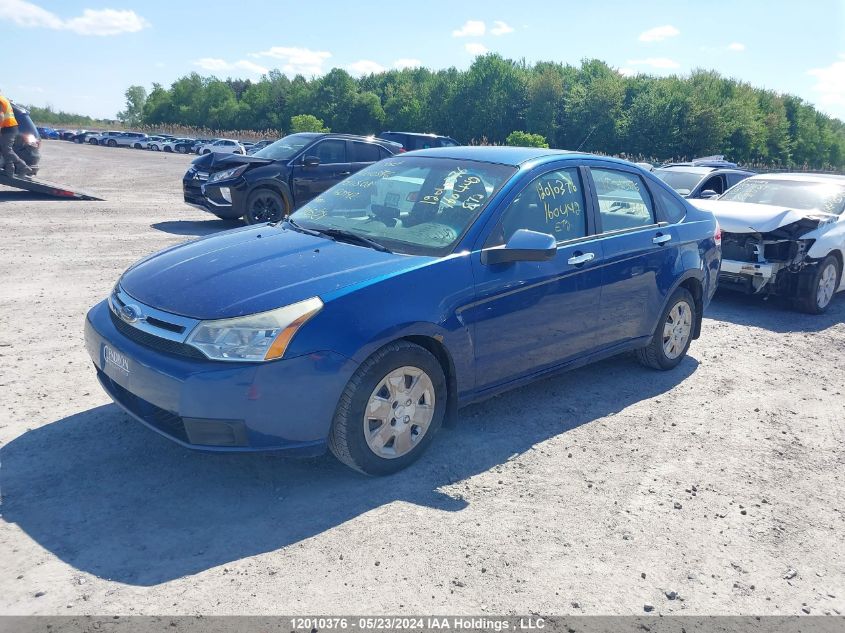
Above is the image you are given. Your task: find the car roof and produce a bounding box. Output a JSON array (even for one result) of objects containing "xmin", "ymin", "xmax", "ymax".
[
  {"xmin": 402, "ymin": 146, "xmax": 632, "ymax": 167},
  {"xmin": 655, "ymin": 165, "xmax": 754, "ymax": 176},
  {"xmin": 380, "ymin": 131, "xmax": 453, "ymax": 139},
  {"xmin": 747, "ymin": 172, "xmax": 845, "ymax": 184}
]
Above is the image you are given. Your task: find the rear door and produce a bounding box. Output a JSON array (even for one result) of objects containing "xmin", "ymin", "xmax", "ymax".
[
  {"xmin": 586, "ymin": 164, "xmax": 682, "ymax": 348},
  {"xmin": 465, "ymin": 164, "xmax": 605, "ymax": 391},
  {"xmin": 291, "ymin": 139, "xmax": 352, "ymax": 205}
]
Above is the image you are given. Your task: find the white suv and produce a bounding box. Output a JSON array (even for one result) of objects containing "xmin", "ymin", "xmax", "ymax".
[{"xmin": 198, "ymin": 139, "xmax": 245, "ymax": 155}]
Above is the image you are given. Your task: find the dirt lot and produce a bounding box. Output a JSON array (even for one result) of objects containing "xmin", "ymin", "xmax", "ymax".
[{"xmin": 0, "ymin": 141, "xmax": 843, "ymax": 617}]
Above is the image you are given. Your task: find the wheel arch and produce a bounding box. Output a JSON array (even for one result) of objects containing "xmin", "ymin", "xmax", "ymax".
[
  {"xmin": 401, "ymin": 335, "xmax": 459, "ymax": 427},
  {"xmin": 662, "ymin": 271, "xmax": 704, "ymax": 340},
  {"xmin": 248, "ymin": 179, "xmax": 294, "ymax": 210}
]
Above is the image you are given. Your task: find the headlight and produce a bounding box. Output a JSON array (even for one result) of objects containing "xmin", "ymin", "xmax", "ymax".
[
  {"xmin": 185, "ymin": 297, "xmax": 323, "ymax": 362},
  {"xmin": 208, "ymin": 165, "xmax": 248, "ymax": 183}
]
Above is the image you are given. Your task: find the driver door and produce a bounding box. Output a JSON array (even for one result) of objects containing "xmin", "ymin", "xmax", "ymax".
[{"xmin": 463, "ymin": 165, "xmax": 605, "ymax": 391}]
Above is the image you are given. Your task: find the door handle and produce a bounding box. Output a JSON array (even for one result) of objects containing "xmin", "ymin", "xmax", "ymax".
[
  {"xmin": 567, "ymin": 252, "xmax": 595, "ymax": 266},
  {"xmin": 653, "ymin": 233, "xmax": 672, "ymax": 245}
]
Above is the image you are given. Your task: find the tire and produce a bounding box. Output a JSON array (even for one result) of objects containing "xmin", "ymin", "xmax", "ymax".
[
  {"xmin": 163, "ymin": 146, "xmax": 172, "ymax": 153},
  {"xmin": 797, "ymin": 255, "xmax": 840, "ymax": 314},
  {"xmin": 107, "ymin": 139, "xmax": 117, "ymax": 147},
  {"xmin": 244, "ymin": 188, "xmax": 288, "ymax": 224},
  {"xmin": 202, "ymin": 149, "xmax": 211, "ymax": 155},
  {"xmin": 636, "ymin": 287, "xmax": 696, "ymax": 370},
  {"xmin": 133, "ymin": 143, "xmax": 142, "ymax": 149},
  {"xmin": 175, "ymin": 146, "xmax": 185, "ymax": 154},
  {"xmin": 328, "ymin": 341, "xmax": 447, "ymax": 475},
  {"xmin": 88, "ymin": 138, "xmax": 98, "ymax": 145}
]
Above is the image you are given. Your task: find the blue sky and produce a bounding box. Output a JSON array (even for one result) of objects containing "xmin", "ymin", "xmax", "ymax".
[{"xmin": 2, "ymin": 0, "xmax": 844, "ymax": 121}]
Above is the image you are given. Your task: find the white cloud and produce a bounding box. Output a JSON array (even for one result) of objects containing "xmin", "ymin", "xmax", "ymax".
[
  {"xmin": 453, "ymin": 20, "xmax": 485, "ymax": 37},
  {"xmin": 393, "ymin": 58, "xmax": 423, "ymax": 70},
  {"xmin": 638, "ymin": 24, "xmax": 680, "ymax": 42},
  {"xmin": 490, "ymin": 20, "xmax": 514, "ymax": 36},
  {"xmin": 0, "ymin": 0, "xmax": 149, "ymax": 35},
  {"xmin": 626, "ymin": 57, "xmax": 681, "ymax": 70},
  {"xmin": 808, "ymin": 54, "xmax": 845, "ymax": 108},
  {"xmin": 250, "ymin": 46, "xmax": 332, "ymax": 76},
  {"xmin": 618, "ymin": 67, "xmax": 636, "ymax": 77},
  {"xmin": 727, "ymin": 42, "xmax": 746, "ymax": 52},
  {"xmin": 465, "ymin": 42, "xmax": 489, "ymax": 56},
  {"xmin": 194, "ymin": 58, "xmax": 268, "ymax": 75},
  {"xmin": 346, "ymin": 60, "xmax": 386, "ymax": 75}
]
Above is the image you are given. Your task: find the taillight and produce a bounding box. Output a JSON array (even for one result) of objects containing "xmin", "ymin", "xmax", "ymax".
[{"xmin": 714, "ymin": 221, "xmax": 722, "ymax": 246}]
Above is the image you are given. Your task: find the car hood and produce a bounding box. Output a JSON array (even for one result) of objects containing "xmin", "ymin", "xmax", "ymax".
[
  {"xmin": 120, "ymin": 226, "xmax": 429, "ymax": 320},
  {"xmin": 692, "ymin": 199, "xmax": 835, "ymax": 234},
  {"xmin": 191, "ymin": 152, "xmax": 273, "ymax": 170}
]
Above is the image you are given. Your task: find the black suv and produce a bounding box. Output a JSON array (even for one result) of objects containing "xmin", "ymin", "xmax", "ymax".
[
  {"xmin": 653, "ymin": 157, "xmax": 755, "ymax": 199},
  {"xmin": 184, "ymin": 133, "xmax": 402, "ymax": 223},
  {"xmin": 377, "ymin": 131, "xmax": 459, "ymax": 151}
]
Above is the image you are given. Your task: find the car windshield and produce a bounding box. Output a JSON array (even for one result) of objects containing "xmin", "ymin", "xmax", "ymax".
[
  {"xmin": 254, "ymin": 133, "xmax": 319, "ymax": 160},
  {"xmin": 720, "ymin": 178, "xmax": 845, "ymax": 214},
  {"xmin": 653, "ymin": 169, "xmax": 704, "ymax": 195},
  {"xmin": 289, "ymin": 156, "xmax": 516, "ymax": 256}
]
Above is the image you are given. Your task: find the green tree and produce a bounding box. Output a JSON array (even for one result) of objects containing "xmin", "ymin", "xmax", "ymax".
[
  {"xmin": 505, "ymin": 131, "xmax": 549, "ymax": 148},
  {"xmin": 290, "ymin": 114, "xmax": 329, "ymax": 133},
  {"xmin": 117, "ymin": 85, "xmax": 147, "ymax": 126}
]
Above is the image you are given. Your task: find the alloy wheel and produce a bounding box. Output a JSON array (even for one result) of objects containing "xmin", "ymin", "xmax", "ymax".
[
  {"xmin": 248, "ymin": 193, "xmax": 283, "ymax": 223},
  {"xmin": 817, "ymin": 262, "xmax": 837, "ymax": 309}
]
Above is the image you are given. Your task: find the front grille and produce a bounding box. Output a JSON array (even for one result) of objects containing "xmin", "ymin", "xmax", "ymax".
[
  {"xmin": 98, "ymin": 369, "xmax": 190, "ymax": 443},
  {"xmin": 110, "ymin": 310, "xmax": 206, "ymax": 359}
]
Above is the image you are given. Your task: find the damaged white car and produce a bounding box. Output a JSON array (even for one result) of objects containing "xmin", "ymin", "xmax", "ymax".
[{"xmin": 694, "ymin": 173, "xmax": 845, "ymax": 313}]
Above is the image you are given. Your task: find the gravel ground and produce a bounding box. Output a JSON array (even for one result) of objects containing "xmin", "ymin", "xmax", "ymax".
[{"xmin": 0, "ymin": 141, "xmax": 843, "ymax": 617}]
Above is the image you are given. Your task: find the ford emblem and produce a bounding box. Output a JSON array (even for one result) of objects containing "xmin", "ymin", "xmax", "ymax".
[{"xmin": 119, "ymin": 304, "xmax": 144, "ymax": 324}]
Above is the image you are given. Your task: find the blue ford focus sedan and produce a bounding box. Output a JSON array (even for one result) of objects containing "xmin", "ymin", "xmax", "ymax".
[{"xmin": 85, "ymin": 147, "xmax": 721, "ymax": 475}]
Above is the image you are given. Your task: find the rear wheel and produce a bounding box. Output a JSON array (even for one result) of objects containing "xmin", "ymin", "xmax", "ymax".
[
  {"xmin": 88, "ymin": 138, "xmax": 98, "ymax": 145},
  {"xmin": 244, "ymin": 189, "xmax": 288, "ymax": 224},
  {"xmin": 163, "ymin": 146, "xmax": 172, "ymax": 153},
  {"xmin": 328, "ymin": 341, "xmax": 447, "ymax": 475},
  {"xmin": 107, "ymin": 139, "xmax": 117, "ymax": 147},
  {"xmin": 798, "ymin": 255, "xmax": 840, "ymax": 314},
  {"xmin": 636, "ymin": 287, "xmax": 695, "ymax": 370},
  {"xmin": 133, "ymin": 143, "xmax": 142, "ymax": 149},
  {"xmin": 175, "ymin": 146, "xmax": 185, "ymax": 154}
]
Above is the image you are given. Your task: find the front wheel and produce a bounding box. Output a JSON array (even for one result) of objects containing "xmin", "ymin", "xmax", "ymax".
[
  {"xmin": 88, "ymin": 138, "xmax": 98, "ymax": 145},
  {"xmin": 798, "ymin": 255, "xmax": 840, "ymax": 314},
  {"xmin": 163, "ymin": 146, "xmax": 172, "ymax": 153},
  {"xmin": 328, "ymin": 341, "xmax": 447, "ymax": 475},
  {"xmin": 636, "ymin": 287, "xmax": 695, "ymax": 370},
  {"xmin": 244, "ymin": 189, "xmax": 288, "ymax": 224},
  {"xmin": 175, "ymin": 146, "xmax": 185, "ymax": 154},
  {"xmin": 134, "ymin": 143, "xmax": 142, "ymax": 149}
]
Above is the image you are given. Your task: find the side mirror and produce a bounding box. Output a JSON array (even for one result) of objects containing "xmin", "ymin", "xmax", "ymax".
[
  {"xmin": 303, "ymin": 155, "xmax": 320, "ymax": 167},
  {"xmin": 699, "ymin": 189, "xmax": 720, "ymax": 199},
  {"xmin": 482, "ymin": 229, "xmax": 557, "ymax": 265}
]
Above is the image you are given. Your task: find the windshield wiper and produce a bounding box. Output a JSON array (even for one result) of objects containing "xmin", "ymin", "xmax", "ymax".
[
  {"xmin": 284, "ymin": 217, "xmax": 324, "ymax": 236},
  {"xmin": 315, "ymin": 228, "xmax": 392, "ymax": 253}
]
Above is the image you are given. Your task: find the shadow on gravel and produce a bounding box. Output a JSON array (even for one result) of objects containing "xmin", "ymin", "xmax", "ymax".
[
  {"xmin": 1, "ymin": 354, "xmax": 697, "ymax": 586},
  {"xmin": 151, "ymin": 219, "xmax": 242, "ymax": 236},
  {"xmin": 706, "ymin": 289, "xmax": 845, "ymax": 333},
  {"xmin": 0, "ymin": 190, "xmax": 72, "ymax": 202}
]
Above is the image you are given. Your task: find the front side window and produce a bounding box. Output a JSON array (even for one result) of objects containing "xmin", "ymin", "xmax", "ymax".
[
  {"xmin": 491, "ymin": 168, "xmax": 587, "ymax": 245},
  {"xmin": 313, "ymin": 140, "xmax": 347, "ymax": 164},
  {"xmin": 592, "ymin": 168, "xmax": 655, "ymax": 232},
  {"xmin": 290, "ymin": 157, "xmax": 516, "ymax": 256}
]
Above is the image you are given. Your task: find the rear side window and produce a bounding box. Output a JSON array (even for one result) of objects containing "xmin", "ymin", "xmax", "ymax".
[
  {"xmin": 591, "ymin": 168, "xmax": 655, "ymax": 232},
  {"xmin": 349, "ymin": 142, "xmax": 381, "ymax": 163},
  {"xmin": 651, "ymin": 184, "xmax": 687, "ymax": 224},
  {"xmin": 493, "ymin": 168, "xmax": 587, "ymax": 245}
]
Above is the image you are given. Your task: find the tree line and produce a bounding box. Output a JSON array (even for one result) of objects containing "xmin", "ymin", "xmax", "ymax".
[{"xmin": 117, "ymin": 54, "xmax": 845, "ymax": 169}]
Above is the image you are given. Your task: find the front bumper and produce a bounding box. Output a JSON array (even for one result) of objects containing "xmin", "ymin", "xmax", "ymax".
[
  {"xmin": 84, "ymin": 300, "xmax": 357, "ymax": 453},
  {"xmin": 718, "ymin": 258, "xmax": 780, "ymax": 294},
  {"xmin": 182, "ymin": 172, "xmax": 247, "ymax": 219}
]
